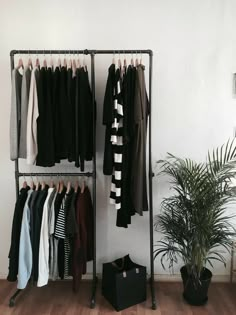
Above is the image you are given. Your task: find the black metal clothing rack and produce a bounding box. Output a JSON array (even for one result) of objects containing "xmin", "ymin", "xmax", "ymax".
[{"xmin": 9, "ymin": 49, "xmax": 156, "ymax": 310}]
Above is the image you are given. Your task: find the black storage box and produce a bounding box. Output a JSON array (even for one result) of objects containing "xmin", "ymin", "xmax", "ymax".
[{"xmin": 102, "ymin": 255, "xmax": 147, "ymax": 311}]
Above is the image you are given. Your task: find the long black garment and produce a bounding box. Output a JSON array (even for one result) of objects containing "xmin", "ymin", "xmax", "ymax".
[
  {"xmin": 67, "ymin": 68, "xmax": 76, "ymax": 162},
  {"xmin": 120, "ymin": 65, "xmax": 136, "ymax": 219},
  {"xmin": 36, "ymin": 67, "xmax": 55, "ymax": 167},
  {"xmin": 75, "ymin": 67, "xmax": 94, "ymax": 170},
  {"xmin": 109, "ymin": 68, "xmax": 129, "ymax": 228},
  {"xmin": 54, "ymin": 187, "xmax": 66, "ymax": 279},
  {"xmin": 29, "ymin": 188, "xmax": 41, "ymax": 247},
  {"xmin": 131, "ymin": 64, "xmax": 149, "ymax": 215},
  {"xmin": 58, "ymin": 66, "xmax": 69, "ymax": 159},
  {"xmin": 103, "ymin": 64, "xmax": 148, "ymax": 227},
  {"xmin": 85, "ymin": 69, "xmax": 95, "ymax": 162},
  {"xmin": 53, "ymin": 66, "xmax": 61, "ymax": 163},
  {"xmin": 116, "ymin": 66, "xmax": 136, "ymax": 227},
  {"xmin": 7, "ymin": 186, "xmax": 30, "ymax": 282},
  {"xmin": 32, "ymin": 185, "xmax": 49, "ymax": 281},
  {"xmin": 54, "ymin": 187, "xmax": 66, "ymax": 230},
  {"xmin": 64, "ymin": 187, "xmax": 75, "ymax": 276},
  {"xmin": 66, "ymin": 188, "xmax": 80, "ymax": 236},
  {"xmin": 103, "ymin": 65, "xmax": 130, "ymax": 227},
  {"xmin": 103, "ymin": 64, "xmax": 116, "ymax": 175}
]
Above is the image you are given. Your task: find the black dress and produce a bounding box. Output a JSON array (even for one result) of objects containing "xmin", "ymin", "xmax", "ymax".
[{"xmin": 131, "ymin": 65, "xmax": 149, "ymax": 215}]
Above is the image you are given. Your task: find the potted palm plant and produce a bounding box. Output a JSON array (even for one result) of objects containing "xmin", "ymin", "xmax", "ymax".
[{"xmin": 154, "ymin": 140, "xmax": 236, "ymax": 305}]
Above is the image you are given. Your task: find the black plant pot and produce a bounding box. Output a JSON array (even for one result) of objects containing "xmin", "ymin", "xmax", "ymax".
[{"xmin": 180, "ymin": 266, "xmax": 212, "ymax": 306}]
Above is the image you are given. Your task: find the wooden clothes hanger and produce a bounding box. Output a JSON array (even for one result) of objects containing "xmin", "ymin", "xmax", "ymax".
[
  {"xmin": 43, "ymin": 59, "xmax": 47, "ymax": 67},
  {"xmin": 35, "ymin": 56, "xmax": 40, "ymax": 67},
  {"xmin": 68, "ymin": 57, "xmax": 72, "ymax": 69},
  {"xmin": 42, "ymin": 50, "xmax": 47, "ymax": 67},
  {"xmin": 30, "ymin": 178, "xmax": 35, "ymax": 190},
  {"xmin": 22, "ymin": 180, "xmax": 27, "ymax": 188},
  {"xmin": 57, "ymin": 54, "xmax": 61, "ymax": 67},
  {"xmin": 35, "ymin": 179, "xmax": 40, "ymax": 191},
  {"xmin": 74, "ymin": 180, "xmax": 79, "ymax": 193},
  {"xmin": 139, "ymin": 52, "xmax": 143, "ymax": 65},
  {"xmin": 66, "ymin": 180, "xmax": 71, "ymax": 194},
  {"xmin": 123, "ymin": 52, "xmax": 127, "ymax": 68},
  {"xmin": 59, "ymin": 180, "xmax": 64, "ymax": 193},
  {"xmin": 50, "ymin": 52, "xmax": 54, "ymax": 68},
  {"xmin": 41, "ymin": 180, "xmax": 45, "ymax": 190},
  {"xmin": 118, "ymin": 52, "xmax": 122, "ymax": 68},
  {"xmin": 43, "ymin": 57, "xmax": 47, "ymax": 68},
  {"xmin": 81, "ymin": 177, "xmax": 86, "ymax": 193},
  {"xmin": 56, "ymin": 181, "xmax": 60, "ymax": 193},
  {"xmin": 27, "ymin": 51, "xmax": 33, "ymax": 69},
  {"xmin": 135, "ymin": 51, "xmax": 139, "ymax": 67},
  {"xmin": 17, "ymin": 57, "xmax": 24, "ymax": 70},
  {"xmin": 83, "ymin": 52, "xmax": 87, "ymax": 71},
  {"xmin": 50, "ymin": 178, "xmax": 54, "ymax": 188},
  {"xmin": 76, "ymin": 53, "xmax": 81, "ymax": 69},
  {"xmin": 72, "ymin": 58, "xmax": 76, "ymax": 70},
  {"xmin": 63, "ymin": 56, "xmax": 67, "ymax": 68},
  {"xmin": 131, "ymin": 53, "xmax": 134, "ymax": 66},
  {"xmin": 112, "ymin": 52, "xmax": 116, "ymax": 65}
]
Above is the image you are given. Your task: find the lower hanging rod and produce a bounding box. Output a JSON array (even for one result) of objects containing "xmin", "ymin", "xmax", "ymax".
[{"xmin": 17, "ymin": 172, "xmax": 94, "ymax": 177}]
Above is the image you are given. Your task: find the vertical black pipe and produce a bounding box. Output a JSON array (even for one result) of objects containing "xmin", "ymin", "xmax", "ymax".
[
  {"xmin": 90, "ymin": 52, "xmax": 97, "ymax": 308},
  {"xmin": 10, "ymin": 53, "xmax": 19, "ymax": 200},
  {"xmin": 148, "ymin": 51, "xmax": 156, "ymax": 310},
  {"xmin": 9, "ymin": 52, "xmax": 22, "ymax": 308}
]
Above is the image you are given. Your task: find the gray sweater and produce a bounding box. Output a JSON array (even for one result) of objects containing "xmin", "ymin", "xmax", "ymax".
[
  {"xmin": 10, "ymin": 69, "xmax": 22, "ymax": 160},
  {"xmin": 19, "ymin": 67, "xmax": 31, "ymax": 158}
]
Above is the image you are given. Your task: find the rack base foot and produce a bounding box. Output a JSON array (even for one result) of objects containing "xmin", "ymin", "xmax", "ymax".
[
  {"xmin": 149, "ymin": 277, "xmax": 157, "ymax": 310},
  {"xmin": 151, "ymin": 301, "xmax": 157, "ymax": 310},
  {"xmin": 90, "ymin": 276, "xmax": 98, "ymax": 308},
  {"xmin": 9, "ymin": 289, "xmax": 22, "ymax": 307}
]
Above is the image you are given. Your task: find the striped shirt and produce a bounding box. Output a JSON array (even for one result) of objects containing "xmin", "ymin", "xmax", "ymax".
[
  {"xmin": 54, "ymin": 198, "xmax": 65, "ymax": 239},
  {"xmin": 109, "ymin": 70, "xmax": 124, "ymax": 210}
]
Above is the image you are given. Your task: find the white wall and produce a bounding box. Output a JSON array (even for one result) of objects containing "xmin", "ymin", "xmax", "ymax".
[{"xmin": 0, "ymin": 0, "xmax": 236, "ymax": 280}]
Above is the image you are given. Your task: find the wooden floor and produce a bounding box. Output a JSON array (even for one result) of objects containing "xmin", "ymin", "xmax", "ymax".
[{"xmin": 0, "ymin": 280, "xmax": 236, "ymax": 314}]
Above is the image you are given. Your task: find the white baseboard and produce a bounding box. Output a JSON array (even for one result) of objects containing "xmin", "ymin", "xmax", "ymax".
[
  {"xmin": 0, "ymin": 273, "xmax": 231, "ymax": 283},
  {"xmin": 154, "ymin": 274, "xmax": 230, "ymax": 283}
]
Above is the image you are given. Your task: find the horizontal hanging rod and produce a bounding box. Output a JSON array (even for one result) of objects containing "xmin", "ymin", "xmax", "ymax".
[
  {"xmin": 93, "ymin": 49, "xmax": 153, "ymax": 55},
  {"xmin": 10, "ymin": 49, "xmax": 153, "ymax": 57},
  {"xmin": 10, "ymin": 49, "xmax": 91, "ymax": 56},
  {"xmin": 17, "ymin": 172, "xmax": 94, "ymax": 177}
]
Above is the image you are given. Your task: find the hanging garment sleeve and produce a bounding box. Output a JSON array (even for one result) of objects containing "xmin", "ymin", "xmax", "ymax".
[
  {"xmin": 10, "ymin": 69, "xmax": 22, "ymax": 160},
  {"xmin": 7, "ymin": 186, "xmax": 30, "ymax": 281},
  {"xmin": 26, "ymin": 68, "xmax": 39, "ymax": 165},
  {"xmin": 103, "ymin": 64, "xmax": 116, "ymax": 175},
  {"xmin": 19, "ymin": 67, "xmax": 31, "ymax": 158},
  {"xmin": 17, "ymin": 190, "xmax": 33, "ymax": 289}
]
